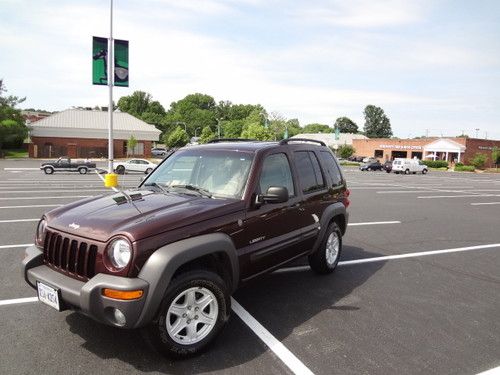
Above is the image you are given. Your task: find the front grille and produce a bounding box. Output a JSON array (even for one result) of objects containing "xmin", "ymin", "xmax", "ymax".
[{"xmin": 43, "ymin": 230, "xmax": 98, "ymax": 280}]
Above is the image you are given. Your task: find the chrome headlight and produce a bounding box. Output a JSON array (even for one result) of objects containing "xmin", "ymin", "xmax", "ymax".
[
  {"xmin": 106, "ymin": 238, "xmax": 132, "ymax": 269},
  {"xmin": 36, "ymin": 219, "xmax": 47, "ymax": 245}
]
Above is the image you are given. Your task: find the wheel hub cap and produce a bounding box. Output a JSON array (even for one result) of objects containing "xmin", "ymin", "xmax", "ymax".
[
  {"xmin": 325, "ymin": 232, "xmax": 339, "ymax": 265},
  {"xmin": 166, "ymin": 287, "xmax": 218, "ymax": 345}
]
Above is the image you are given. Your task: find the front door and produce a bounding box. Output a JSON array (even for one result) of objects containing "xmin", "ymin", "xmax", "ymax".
[{"xmin": 236, "ymin": 152, "xmax": 306, "ymax": 279}]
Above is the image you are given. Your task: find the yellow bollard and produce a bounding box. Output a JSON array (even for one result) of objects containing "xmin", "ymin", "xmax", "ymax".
[{"xmin": 104, "ymin": 173, "xmax": 118, "ymax": 188}]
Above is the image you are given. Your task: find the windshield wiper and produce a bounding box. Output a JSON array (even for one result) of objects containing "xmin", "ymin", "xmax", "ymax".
[{"xmin": 169, "ymin": 184, "xmax": 212, "ymax": 198}]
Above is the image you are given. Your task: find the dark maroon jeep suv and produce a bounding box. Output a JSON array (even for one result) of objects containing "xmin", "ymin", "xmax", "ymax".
[{"xmin": 22, "ymin": 139, "xmax": 350, "ymax": 357}]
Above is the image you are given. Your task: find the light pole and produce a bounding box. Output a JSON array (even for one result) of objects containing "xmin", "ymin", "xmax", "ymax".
[
  {"xmin": 475, "ymin": 128, "xmax": 480, "ymax": 138},
  {"xmin": 216, "ymin": 118, "xmax": 223, "ymax": 139},
  {"xmin": 194, "ymin": 127, "xmax": 201, "ymax": 137},
  {"xmin": 173, "ymin": 121, "xmax": 187, "ymax": 133}
]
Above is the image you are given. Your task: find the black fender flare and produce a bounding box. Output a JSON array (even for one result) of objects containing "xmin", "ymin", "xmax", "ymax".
[
  {"xmin": 310, "ymin": 202, "xmax": 348, "ymax": 255},
  {"xmin": 134, "ymin": 233, "xmax": 239, "ymax": 328}
]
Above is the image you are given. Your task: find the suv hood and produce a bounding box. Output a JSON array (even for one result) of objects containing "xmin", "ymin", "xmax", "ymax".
[{"xmin": 45, "ymin": 190, "xmax": 244, "ymax": 242}]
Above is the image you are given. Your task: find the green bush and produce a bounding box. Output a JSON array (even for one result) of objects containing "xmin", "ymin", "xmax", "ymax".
[
  {"xmin": 455, "ymin": 162, "xmax": 464, "ymax": 167},
  {"xmin": 336, "ymin": 144, "xmax": 355, "ymax": 159},
  {"xmin": 470, "ymin": 153, "xmax": 487, "ymax": 169},
  {"xmin": 454, "ymin": 165, "xmax": 475, "ymax": 172},
  {"xmin": 421, "ymin": 160, "xmax": 448, "ymax": 168}
]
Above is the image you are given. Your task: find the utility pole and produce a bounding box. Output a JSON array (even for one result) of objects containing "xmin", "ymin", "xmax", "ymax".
[
  {"xmin": 475, "ymin": 128, "xmax": 480, "ymax": 138},
  {"xmin": 107, "ymin": 0, "xmax": 114, "ymax": 173}
]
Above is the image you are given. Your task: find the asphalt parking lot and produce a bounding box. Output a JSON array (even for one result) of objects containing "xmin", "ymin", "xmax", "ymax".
[{"xmin": 0, "ymin": 160, "xmax": 499, "ymax": 375}]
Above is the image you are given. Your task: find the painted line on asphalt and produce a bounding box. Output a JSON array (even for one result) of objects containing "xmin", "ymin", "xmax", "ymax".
[
  {"xmin": 275, "ymin": 243, "xmax": 500, "ymax": 273},
  {"xmin": 476, "ymin": 366, "xmax": 500, "ymax": 375},
  {"xmin": 471, "ymin": 202, "xmax": 500, "ymax": 206},
  {"xmin": 417, "ymin": 194, "xmax": 499, "ymax": 199},
  {"xmin": 0, "ymin": 297, "xmax": 39, "ymax": 306},
  {"xmin": 0, "ymin": 219, "xmax": 38, "ymax": 224},
  {"xmin": 348, "ymin": 221, "xmax": 401, "ymax": 226},
  {"xmin": 0, "ymin": 243, "xmax": 33, "ymax": 249},
  {"xmin": 3, "ymin": 168, "xmax": 39, "ymax": 171},
  {"xmin": 0, "ymin": 204, "xmax": 62, "ymax": 209},
  {"xmin": 95, "ymin": 170, "xmax": 119, "ymax": 192},
  {"xmin": 231, "ymin": 298, "xmax": 314, "ymax": 375},
  {"xmin": 0, "ymin": 195, "xmax": 92, "ymax": 201},
  {"xmin": 0, "ymin": 189, "xmax": 108, "ymax": 194}
]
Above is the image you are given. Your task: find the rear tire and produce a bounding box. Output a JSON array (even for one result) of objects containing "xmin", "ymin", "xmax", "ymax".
[
  {"xmin": 145, "ymin": 168, "xmax": 153, "ymax": 174},
  {"xmin": 404, "ymin": 169, "xmax": 410, "ymax": 175},
  {"xmin": 142, "ymin": 270, "xmax": 230, "ymax": 358},
  {"xmin": 115, "ymin": 165, "xmax": 125, "ymax": 175},
  {"xmin": 44, "ymin": 167, "xmax": 54, "ymax": 175},
  {"xmin": 308, "ymin": 222, "xmax": 342, "ymax": 274},
  {"xmin": 422, "ymin": 169, "xmax": 428, "ymax": 174},
  {"xmin": 78, "ymin": 167, "xmax": 87, "ymax": 174}
]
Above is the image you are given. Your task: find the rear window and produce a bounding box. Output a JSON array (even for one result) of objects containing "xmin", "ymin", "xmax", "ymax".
[{"xmin": 294, "ymin": 151, "xmax": 325, "ymax": 193}]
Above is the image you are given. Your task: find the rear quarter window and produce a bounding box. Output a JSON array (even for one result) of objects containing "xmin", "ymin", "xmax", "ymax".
[{"xmin": 320, "ymin": 151, "xmax": 343, "ymax": 186}]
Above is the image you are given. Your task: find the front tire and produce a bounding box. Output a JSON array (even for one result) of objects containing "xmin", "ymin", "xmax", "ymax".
[
  {"xmin": 422, "ymin": 169, "xmax": 428, "ymax": 174},
  {"xmin": 78, "ymin": 167, "xmax": 87, "ymax": 174},
  {"xmin": 145, "ymin": 168, "xmax": 153, "ymax": 174},
  {"xmin": 115, "ymin": 165, "xmax": 125, "ymax": 175},
  {"xmin": 404, "ymin": 169, "xmax": 410, "ymax": 175},
  {"xmin": 44, "ymin": 167, "xmax": 54, "ymax": 175},
  {"xmin": 143, "ymin": 270, "xmax": 230, "ymax": 358},
  {"xmin": 308, "ymin": 222, "xmax": 342, "ymax": 274}
]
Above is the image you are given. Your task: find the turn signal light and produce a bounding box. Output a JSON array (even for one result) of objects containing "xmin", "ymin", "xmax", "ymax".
[{"xmin": 102, "ymin": 289, "xmax": 144, "ymax": 300}]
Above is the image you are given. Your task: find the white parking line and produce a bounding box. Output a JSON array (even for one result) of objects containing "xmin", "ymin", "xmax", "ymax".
[
  {"xmin": 3, "ymin": 168, "xmax": 39, "ymax": 171},
  {"xmin": 0, "ymin": 297, "xmax": 39, "ymax": 306},
  {"xmin": 0, "ymin": 195, "xmax": 92, "ymax": 201},
  {"xmin": 418, "ymin": 194, "xmax": 499, "ymax": 199},
  {"xmin": 0, "ymin": 243, "xmax": 33, "ymax": 249},
  {"xmin": 231, "ymin": 298, "xmax": 314, "ymax": 375},
  {"xmin": 275, "ymin": 243, "xmax": 500, "ymax": 273},
  {"xmin": 0, "ymin": 219, "xmax": 38, "ymax": 223},
  {"xmin": 348, "ymin": 221, "xmax": 401, "ymax": 226},
  {"xmin": 0, "ymin": 204, "xmax": 62, "ymax": 209},
  {"xmin": 471, "ymin": 202, "xmax": 500, "ymax": 206},
  {"xmin": 0, "ymin": 189, "xmax": 108, "ymax": 194},
  {"xmin": 476, "ymin": 366, "xmax": 500, "ymax": 375}
]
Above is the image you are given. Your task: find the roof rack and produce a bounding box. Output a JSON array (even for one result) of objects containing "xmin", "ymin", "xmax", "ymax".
[
  {"xmin": 207, "ymin": 138, "xmax": 258, "ymax": 143},
  {"xmin": 279, "ymin": 138, "xmax": 326, "ymax": 147}
]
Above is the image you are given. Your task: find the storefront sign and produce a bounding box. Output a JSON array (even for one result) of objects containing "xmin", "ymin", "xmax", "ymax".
[
  {"xmin": 478, "ymin": 146, "xmax": 494, "ymax": 150},
  {"xmin": 379, "ymin": 144, "xmax": 422, "ymax": 150}
]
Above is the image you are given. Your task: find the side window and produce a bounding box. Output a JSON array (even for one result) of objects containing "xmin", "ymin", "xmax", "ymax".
[
  {"xmin": 294, "ymin": 151, "xmax": 325, "ymax": 193},
  {"xmin": 259, "ymin": 153, "xmax": 295, "ymax": 197},
  {"xmin": 320, "ymin": 151, "xmax": 343, "ymax": 186}
]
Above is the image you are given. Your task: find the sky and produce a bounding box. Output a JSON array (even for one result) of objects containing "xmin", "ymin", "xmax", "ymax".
[{"xmin": 1, "ymin": 0, "xmax": 500, "ymax": 139}]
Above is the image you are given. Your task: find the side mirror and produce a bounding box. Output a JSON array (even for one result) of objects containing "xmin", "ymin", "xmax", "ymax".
[{"xmin": 261, "ymin": 186, "xmax": 289, "ymax": 204}]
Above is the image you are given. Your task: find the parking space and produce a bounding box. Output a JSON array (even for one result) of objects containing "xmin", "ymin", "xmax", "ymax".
[{"xmin": 0, "ymin": 160, "xmax": 499, "ymax": 374}]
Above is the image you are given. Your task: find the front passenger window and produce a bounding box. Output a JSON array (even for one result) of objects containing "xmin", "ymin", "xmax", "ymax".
[{"xmin": 259, "ymin": 153, "xmax": 295, "ymax": 197}]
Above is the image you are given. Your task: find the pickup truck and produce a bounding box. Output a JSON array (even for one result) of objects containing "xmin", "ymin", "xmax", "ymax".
[{"xmin": 40, "ymin": 157, "xmax": 97, "ymax": 174}]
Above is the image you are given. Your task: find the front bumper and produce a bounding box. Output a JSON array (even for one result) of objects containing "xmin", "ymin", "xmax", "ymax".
[{"xmin": 22, "ymin": 245, "xmax": 149, "ymax": 329}]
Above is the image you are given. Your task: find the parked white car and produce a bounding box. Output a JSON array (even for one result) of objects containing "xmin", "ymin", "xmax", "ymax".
[
  {"xmin": 113, "ymin": 159, "xmax": 158, "ymax": 174},
  {"xmin": 392, "ymin": 158, "xmax": 428, "ymax": 174}
]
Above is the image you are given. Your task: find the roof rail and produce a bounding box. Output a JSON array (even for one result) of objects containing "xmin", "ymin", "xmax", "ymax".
[
  {"xmin": 279, "ymin": 138, "xmax": 326, "ymax": 147},
  {"xmin": 207, "ymin": 138, "xmax": 258, "ymax": 143}
]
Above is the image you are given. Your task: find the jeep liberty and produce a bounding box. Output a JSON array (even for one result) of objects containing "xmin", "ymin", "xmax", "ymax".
[{"xmin": 22, "ymin": 139, "xmax": 350, "ymax": 357}]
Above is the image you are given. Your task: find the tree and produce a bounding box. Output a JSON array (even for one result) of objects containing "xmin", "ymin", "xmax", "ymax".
[
  {"xmin": 302, "ymin": 123, "xmax": 332, "ymax": 133},
  {"xmin": 470, "ymin": 153, "xmax": 487, "ymax": 169},
  {"xmin": 199, "ymin": 126, "xmax": 216, "ymax": 144},
  {"xmin": 240, "ymin": 123, "xmax": 274, "ymax": 140},
  {"xmin": 0, "ymin": 80, "xmax": 28, "ymax": 154},
  {"xmin": 334, "ymin": 117, "xmax": 358, "ymax": 133},
  {"xmin": 363, "ymin": 105, "xmax": 393, "ymax": 138},
  {"xmin": 491, "ymin": 147, "xmax": 500, "ymax": 168},
  {"xmin": 118, "ymin": 91, "xmax": 165, "ymax": 127},
  {"xmin": 222, "ymin": 120, "xmax": 244, "ymax": 138},
  {"xmin": 165, "ymin": 126, "xmax": 189, "ymax": 148},
  {"xmin": 163, "ymin": 93, "xmax": 217, "ymax": 137},
  {"xmin": 337, "ymin": 144, "xmax": 355, "ymax": 159},
  {"xmin": 127, "ymin": 135, "xmax": 137, "ymax": 156}
]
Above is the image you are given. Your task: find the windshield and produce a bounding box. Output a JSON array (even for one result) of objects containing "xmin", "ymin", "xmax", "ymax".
[{"xmin": 144, "ymin": 149, "xmax": 254, "ymax": 199}]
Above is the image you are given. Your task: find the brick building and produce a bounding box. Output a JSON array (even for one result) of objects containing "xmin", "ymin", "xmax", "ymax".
[
  {"xmin": 28, "ymin": 109, "xmax": 161, "ymax": 159},
  {"xmin": 352, "ymin": 137, "xmax": 500, "ymax": 166}
]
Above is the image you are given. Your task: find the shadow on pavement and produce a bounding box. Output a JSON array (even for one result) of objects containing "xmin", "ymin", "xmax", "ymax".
[{"xmin": 65, "ymin": 245, "xmax": 384, "ymax": 373}]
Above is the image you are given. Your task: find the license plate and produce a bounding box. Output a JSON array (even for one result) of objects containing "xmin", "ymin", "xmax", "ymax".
[{"xmin": 37, "ymin": 281, "xmax": 61, "ymax": 311}]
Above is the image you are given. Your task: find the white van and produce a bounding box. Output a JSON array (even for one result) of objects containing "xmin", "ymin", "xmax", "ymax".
[{"xmin": 391, "ymin": 158, "xmax": 428, "ymax": 174}]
